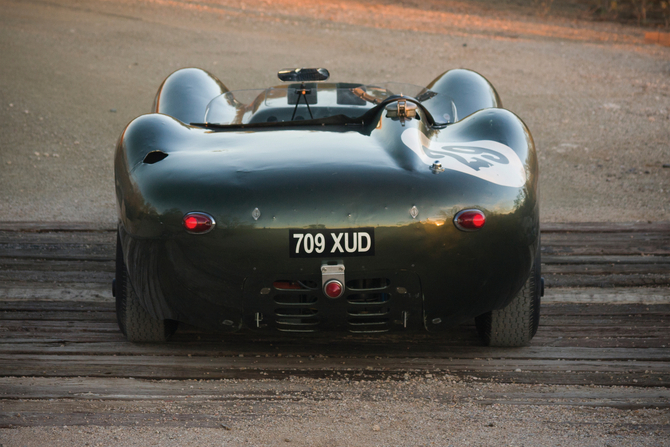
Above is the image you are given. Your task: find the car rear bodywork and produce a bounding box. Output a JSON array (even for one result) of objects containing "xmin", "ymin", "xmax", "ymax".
[{"xmin": 115, "ymin": 69, "xmax": 539, "ymax": 336}]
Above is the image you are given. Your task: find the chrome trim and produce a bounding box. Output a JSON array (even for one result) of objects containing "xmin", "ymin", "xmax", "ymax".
[{"xmin": 322, "ymin": 263, "xmax": 345, "ymax": 299}]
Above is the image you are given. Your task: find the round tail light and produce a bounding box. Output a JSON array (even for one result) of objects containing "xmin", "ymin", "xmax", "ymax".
[
  {"xmin": 454, "ymin": 209, "xmax": 486, "ymax": 231},
  {"xmin": 323, "ymin": 279, "xmax": 344, "ymax": 299},
  {"xmin": 183, "ymin": 212, "xmax": 216, "ymax": 234}
]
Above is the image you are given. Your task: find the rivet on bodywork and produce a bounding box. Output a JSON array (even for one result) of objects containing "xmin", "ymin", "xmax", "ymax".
[
  {"xmin": 260, "ymin": 288, "xmax": 271, "ymax": 295},
  {"xmin": 410, "ymin": 206, "xmax": 419, "ymax": 219},
  {"xmin": 222, "ymin": 320, "xmax": 233, "ymax": 326},
  {"xmin": 396, "ymin": 287, "xmax": 407, "ymax": 294},
  {"xmin": 252, "ymin": 208, "xmax": 261, "ymax": 220},
  {"xmin": 432, "ymin": 317, "xmax": 442, "ymax": 325}
]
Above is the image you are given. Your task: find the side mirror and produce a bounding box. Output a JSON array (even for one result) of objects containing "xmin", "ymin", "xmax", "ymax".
[{"xmin": 278, "ymin": 68, "xmax": 330, "ymax": 82}]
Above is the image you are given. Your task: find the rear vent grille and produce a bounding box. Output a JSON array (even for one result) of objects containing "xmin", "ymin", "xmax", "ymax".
[
  {"xmin": 269, "ymin": 281, "xmax": 320, "ymax": 332},
  {"xmin": 275, "ymin": 316, "xmax": 320, "ymax": 332},
  {"xmin": 348, "ymin": 307, "xmax": 390, "ymax": 317},
  {"xmin": 273, "ymin": 280, "xmax": 318, "ymax": 290},
  {"xmin": 346, "ymin": 278, "xmax": 390, "ymax": 290},
  {"xmin": 348, "ymin": 305, "xmax": 391, "ymax": 333},
  {"xmin": 348, "ymin": 316, "xmax": 389, "ymax": 334},
  {"xmin": 274, "ymin": 306, "xmax": 319, "ymax": 332},
  {"xmin": 347, "ymin": 293, "xmax": 390, "ymax": 305},
  {"xmin": 274, "ymin": 307, "xmax": 318, "ymax": 317},
  {"xmin": 249, "ymin": 274, "xmax": 414, "ymax": 334},
  {"xmin": 274, "ymin": 294, "xmax": 318, "ymax": 305}
]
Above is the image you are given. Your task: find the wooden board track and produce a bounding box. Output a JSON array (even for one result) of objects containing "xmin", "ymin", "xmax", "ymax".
[{"xmin": 0, "ymin": 221, "xmax": 669, "ymax": 426}]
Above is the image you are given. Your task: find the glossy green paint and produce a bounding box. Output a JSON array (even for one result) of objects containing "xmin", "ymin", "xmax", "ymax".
[{"xmin": 115, "ymin": 71, "xmax": 539, "ymax": 333}]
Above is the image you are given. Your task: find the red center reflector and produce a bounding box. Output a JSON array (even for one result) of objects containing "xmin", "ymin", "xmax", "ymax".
[
  {"xmin": 183, "ymin": 212, "xmax": 215, "ymax": 234},
  {"xmin": 324, "ymin": 280, "xmax": 343, "ymax": 298},
  {"xmin": 454, "ymin": 209, "xmax": 486, "ymax": 231},
  {"xmin": 184, "ymin": 216, "xmax": 199, "ymax": 230}
]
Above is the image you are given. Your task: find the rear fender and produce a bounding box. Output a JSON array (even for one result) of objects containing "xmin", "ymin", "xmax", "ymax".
[{"xmin": 153, "ymin": 68, "xmax": 228, "ymax": 124}]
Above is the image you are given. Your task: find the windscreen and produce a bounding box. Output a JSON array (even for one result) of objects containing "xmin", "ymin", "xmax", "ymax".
[{"xmin": 202, "ymin": 83, "xmax": 453, "ymax": 126}]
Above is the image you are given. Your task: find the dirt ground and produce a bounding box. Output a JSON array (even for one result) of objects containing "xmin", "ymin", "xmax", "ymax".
[
  {"xmin": 2, "ymin": 377, "xmax": 669, "ymax": 446},
  {"xmin": 0, "ymin": 0, "xmax": 669, "ymax": 445},
  {"xmin": 0, "ymin": 0, "xmax": 669, "ymax": 223}
]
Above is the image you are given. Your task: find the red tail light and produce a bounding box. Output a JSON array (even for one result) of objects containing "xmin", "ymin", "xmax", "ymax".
[
  {"xmin": 454, "ymin": 209, "xmax": 486, "ymax": 231},
  {"xmin": 323, "ymin": 279, "xmax": 344, "ymax": 299},
  {"xmin": 183, "ymin": 212, "xmax": 216, "ymax": 234}
]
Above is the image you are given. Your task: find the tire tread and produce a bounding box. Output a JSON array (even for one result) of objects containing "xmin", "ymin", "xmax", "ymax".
[{"xmin": 115, "ymin": 231, "xmax": 177, "ymax": 342}]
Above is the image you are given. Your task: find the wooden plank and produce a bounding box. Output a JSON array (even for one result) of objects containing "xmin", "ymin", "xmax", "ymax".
[
  {"xmin": 540, "ymin": 222, "xmax": 670, "ymax": 233},
  {"xmin": 543, "ymin": 263, "xmax": 670, "ymax": 274},
  {"xmin": 542, "ymin": 255, "xmax": 669, "ymax": 265},
  {"xmin": 0, "ymin": 270, "xmax": 113, "ymax": 283},
  {"xmin": 0, "ymin": 283, "xmax": 112, "ymax": 302},
  {"xmin": 0, "ymin": 222, "xmax": 116, "ymax": 232},
  {"xmin": 0, "ymin": 377, "xmax": 668, "ymax": 409},
  {"xmin": 0, "ymin": 311, "xmax": 117, "ymax": 322},
  {"xmin": 0, "ymin": 258, "xmax": 115, "ymax": 272},
  {"xmin": 0, "ymin": 231, "xmax": 113, "ymax": 244},
  {"xmin": 0, "ymin": 300, "xmax": 114, "ymax": 311},
  {"xmin": 2, "ymin": 401, "xmax": 668, "ymax": 430},
  {"xmin": 544, "ymin": 273, "xmax": 670, "ymax": 288},
  {"xmin": 540, "ymin": 233, "xmax": 670, "ymax": 256},
  {"xmin": 0, "ymin": 341, "xmax": 666, "ymax": 361},
  {"xmin": 539, "ymin": 302, "xmax": 670, "ymax": 315},
  {"xmin": 533, "ymin": 338, "xmax": 667, "ymax": 349},
  {"xmin": 0, "ymin": 352, "xmax": 666, "ymax": 376},
  {"xmin": 543, "ymin": 287, "xmax": 670, "ymax": 304},
  {"xmin": 0, "ymin": 244, "xmax": 113, "ymax": 261},
  {"xmin": 0, "ymin": 354, "xmax": 666, "ymax": 386},
  {"xmin": 0, "ymin": 398, "xmax": 668, "ymax": 429}
]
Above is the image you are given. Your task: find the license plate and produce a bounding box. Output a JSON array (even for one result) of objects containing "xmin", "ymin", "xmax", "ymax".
[{"xmin": 289, "ymin": 228, "xmax": 375, "ymax": 258}]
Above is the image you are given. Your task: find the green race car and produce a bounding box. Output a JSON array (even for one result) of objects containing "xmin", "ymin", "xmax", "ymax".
[{"xmin": 114, "ymin": 67, "xmax": 542, "ymax": 346}]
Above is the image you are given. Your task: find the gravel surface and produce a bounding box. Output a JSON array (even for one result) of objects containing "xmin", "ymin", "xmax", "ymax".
[{"xmin": 2, "ymin": 378, "xmax": 669, "ymax": 446}]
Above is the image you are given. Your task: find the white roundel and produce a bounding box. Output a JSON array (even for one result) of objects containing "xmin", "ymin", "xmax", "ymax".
[{"xmin": 401, "ymin": 128, "xmax": 527, "ymax": 188}]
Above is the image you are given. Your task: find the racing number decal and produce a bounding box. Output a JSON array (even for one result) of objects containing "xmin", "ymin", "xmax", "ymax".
[{"xmin": 289, "ymin": 228, "xmax": 375, "ymax": 258}]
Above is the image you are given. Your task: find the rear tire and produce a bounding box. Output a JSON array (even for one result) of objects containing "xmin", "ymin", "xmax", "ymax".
[
  {"xmin": 115, "ymin": 231, "xmax": 178, "ymax": 342},
  {"xmin": 475, "ymin": 250, "xmax": 541, "ymax": 347}
]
